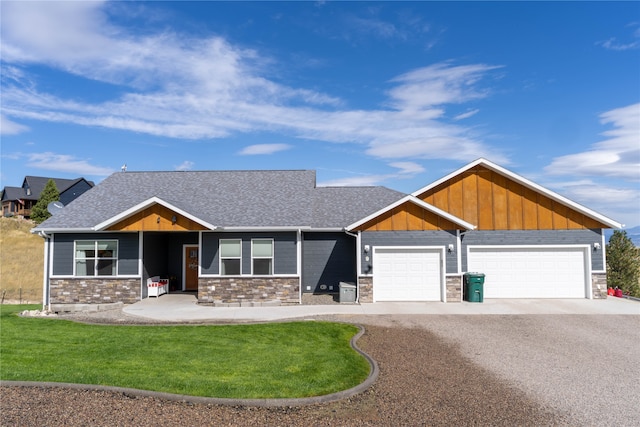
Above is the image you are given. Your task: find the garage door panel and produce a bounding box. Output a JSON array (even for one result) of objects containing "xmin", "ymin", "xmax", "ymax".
[
  {"xmin": 374, "ymin": 248, "xmax": 442, "ymax": 302},
  {"xmin": 468, "ymin": 247, "xmax": 587, "ymax": 299}
]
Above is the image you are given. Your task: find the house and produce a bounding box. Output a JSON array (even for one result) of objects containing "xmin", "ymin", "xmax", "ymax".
[
  {"xmin": 1, "ymin": 176, "xmax": 94, "ymax": 218},
  {"xmin": 32, "ymin": 159, "xmax": 622, "ymax": 311}
]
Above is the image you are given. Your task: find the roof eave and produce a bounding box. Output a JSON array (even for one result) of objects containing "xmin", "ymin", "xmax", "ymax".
[
  {"xmin": 93, "ymin": 196, "xmax": 217, "ymax": 231},
  {"xmin": 346, "ymin": 195, "xmax": 476, "ymax": 231}
]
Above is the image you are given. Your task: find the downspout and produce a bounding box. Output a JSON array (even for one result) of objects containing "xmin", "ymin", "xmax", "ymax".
[
  {"xmin": 38, "ymin": 231, "xmax": 51, "ymax": 311},
  {"xmin": 343, "ymin": 228, "xmax": 361, "ymax": 303},
  {"xmin": 297, "ymin": 229, "xmax": 303, "ymax": 304}
]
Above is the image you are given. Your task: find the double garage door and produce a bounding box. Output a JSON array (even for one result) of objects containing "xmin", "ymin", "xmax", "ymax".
[
  {"xmin": 373, "ymin": 248, "xmax": 443, "ymax": 302},
  {"xmin": 372, "ymin": 246, "xmax": 590, "ymax": 301},
  {"xmin": 467, "ymin": 246, "xmax": 590, "ymax": 299}
]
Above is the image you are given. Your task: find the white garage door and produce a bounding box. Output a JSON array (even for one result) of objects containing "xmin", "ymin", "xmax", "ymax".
[
  {"xmin": 373, "ymin": 248, "xmax": 443, "ymax": 302},
  {"xmin": 467, "ymin": 247, "xmax": 589, "ymax": 299}
]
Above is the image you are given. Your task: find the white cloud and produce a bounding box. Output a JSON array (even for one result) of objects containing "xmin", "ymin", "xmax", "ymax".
[
  {"xmin": 319, "ymin": 174, "xmax": 390, "ymax": 187},
  {"xmin": 389, "ymin": 161, "xmax": 425, "ymax": 175},
  {"xmin": 453, "ymin": 109, "xmax": 480, "ymax": 121},
  {"xmin": 545, "ymin": 103, "xmax": 640, "ymax": 181},
  {"xmin": 597, "ymin": 37, "xmax": 639, "ymax": 51},
  {"xmin": 1, "ymin": 2, "xmax": 507, "ymax": 166},
  {"xmin": 238, "ymin": 144, "xmax": 292, "ymax": 155},
  {"xmin": 387, "ymin": 62, "xmax": 503, "ymax": 112},
  {"xmin": 175, "ymin": 161, "xmax": 194, "ymax": 171},
  {"xmin": 596, "ymin": 22, "xmax": 640, "ymax": 51},
  {"xmin": 1, "ymin": 115, "xmax": 29, "ymax": 135},
  {"xmin": 26, "ymin": 152, "xmax": 114, "ymax": 176}
]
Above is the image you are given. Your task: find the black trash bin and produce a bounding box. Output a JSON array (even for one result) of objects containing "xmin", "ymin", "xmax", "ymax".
[{"xmin": 464, "ymin": 272, "xmax": 485, "ymax": 303}]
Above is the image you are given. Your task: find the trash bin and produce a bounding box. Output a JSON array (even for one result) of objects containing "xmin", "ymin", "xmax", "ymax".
[
  {"xmin": 464, "ymin": 272, "xmax": 485, "ymax": 303},
  {"xmin": 339, "ymin": 282, "xmax": 357, "ymax": 303}
]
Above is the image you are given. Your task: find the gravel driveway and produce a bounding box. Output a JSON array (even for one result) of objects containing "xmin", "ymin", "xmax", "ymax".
[{"xmin": 2, "ymin": 311, "xmax": 638, "ymax": 426}]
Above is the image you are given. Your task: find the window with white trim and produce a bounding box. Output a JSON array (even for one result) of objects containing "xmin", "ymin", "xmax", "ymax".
[
  {"xmin": 220, "ymin": 239, "xmax": 241, "ymax": 275},
  {"xmin": 252, "ymin": 239, "xmax": 273, "ymax": 275},
  {"xmin": 75, "ymin": 240, "xmax": 118, "ymax": 276}
]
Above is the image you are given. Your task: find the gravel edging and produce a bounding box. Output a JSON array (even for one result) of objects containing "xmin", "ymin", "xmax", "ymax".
[{"xmin": 0, "ymin": 324, "xmax": 378, "ymax": 407}]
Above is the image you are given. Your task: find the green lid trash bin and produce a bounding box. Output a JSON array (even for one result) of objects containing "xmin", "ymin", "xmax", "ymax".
[{"xmin": 464, "ymin": 272, "xmax": 485, "ymax": 303}]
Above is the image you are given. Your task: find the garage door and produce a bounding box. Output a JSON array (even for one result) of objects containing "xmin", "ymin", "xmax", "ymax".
[
  {"xmin": 373, "ymin": 248, "xmax": 443, "ymax": 302},
  {"xmin": 467, "ymin": 247, "xmax": 588, "ymax": 298}
]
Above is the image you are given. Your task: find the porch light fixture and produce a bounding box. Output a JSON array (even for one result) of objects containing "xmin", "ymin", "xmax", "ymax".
[
  {"xmin": 448, "ymin": 244, "xmax": 454, "ymax": 253},
  {"xmin": 171, "ymin": 215, "xmax": 177, "ymax": 224},
  {"xmin": 156, "ymin": 216, "xmax": 161, "ymax": 224},
  {"xmin": 593, "ymin": 242, "xmax": 601, "ymax": 250}
]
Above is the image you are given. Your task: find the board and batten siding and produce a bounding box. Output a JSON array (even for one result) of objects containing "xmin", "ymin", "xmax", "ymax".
[
  {"xmin": 356, "ymin": 200, "xmax": 465, "ymax": 232},
  {"xmin": 361, "ymin": 230, "xmax": 458, "ymax": 275},
  {"xmin": 416, "ymin": 166, "xmax": 608, "ymax": 230},
  {"xmin": 200, "ymin": 232, "xmax": 297, "ymax": 275},
  {"xmin": 460, "ymin": 229, "xmax": 604, "ymax": 271},
  {"xmin": 301, "ymin": 232, "xmax": 356, "ymax": 293},
  {"xmin": 51, "ymin": 233, "xmax": 139, "ymax": 276}
]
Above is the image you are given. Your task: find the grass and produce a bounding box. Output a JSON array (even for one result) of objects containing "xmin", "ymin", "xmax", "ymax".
[
  {"xmin": 0, "ymin": 218, "xmax": 43, "ymax": 303},
  {"xmin": 0, "ymin": 305, "xmax": 370, "ymax": 398}
]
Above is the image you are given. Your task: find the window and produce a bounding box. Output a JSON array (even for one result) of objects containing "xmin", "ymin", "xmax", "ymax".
[
  {"xmin": 220, "ymin": 239, "xmax": 241, "ymax": 275},
  {"xmin": 252, "ymin": 239, "xmax": 273, "ymax": 275},
  {"xmin": 75, "ymin": 240, "xmax": 118, "ymax": 276}
]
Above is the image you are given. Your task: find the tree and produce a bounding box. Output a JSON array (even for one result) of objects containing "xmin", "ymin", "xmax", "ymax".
[
  {"xmin": 31, "ymin": 179, "xmax": 60, "ymax": 224},
  {"xmin": 606, "ymin": 230, "xmax": 640, "ymax": 298}
]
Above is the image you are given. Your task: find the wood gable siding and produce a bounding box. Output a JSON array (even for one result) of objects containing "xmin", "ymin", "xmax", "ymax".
[
  {"xmin": 354, "ymin": 201, "xmax": 464, "ymax": 232},
  {"xmin": 107, "ymin": 204, "xmax": 208, "ymax": 231},
  {"xmin": 415, "ymin": 165, "xmax": 607, "ymax": 230}
]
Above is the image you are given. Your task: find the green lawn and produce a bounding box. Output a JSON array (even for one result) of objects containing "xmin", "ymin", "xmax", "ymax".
[{"xmin": 0, "ymin": 305, "xmax": 370, "ymax": 399}]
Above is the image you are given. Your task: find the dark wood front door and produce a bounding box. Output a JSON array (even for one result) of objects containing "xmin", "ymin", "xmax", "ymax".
[{"xmin": 184, "ymin": 246, "xmax": 199, "ymax": 291}]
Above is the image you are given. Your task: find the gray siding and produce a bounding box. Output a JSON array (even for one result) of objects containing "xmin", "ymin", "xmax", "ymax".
[
  {"xmin": 201, "ymin": 232, "xmax": 297, "ymax": 275},
  {"xmin": 460, "ymin": 229, "xmax": 604, "ymax": 271},
  {"xmin": 360, "ymin": 230, "xmax": 458, "ymax": 275},
  {"xmin": 142, "ymin": 232, "xmax": 198, "ymax": 288},
  {"xmin": 302, "ymin": 232, "xmax": 356, "ymax": 293},
  {"xmin": 52, "ymin": 233, "xmax": 139, "ymax": 276}
]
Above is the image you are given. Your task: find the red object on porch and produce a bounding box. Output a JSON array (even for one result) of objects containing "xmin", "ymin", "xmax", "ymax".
[
  {"xmin": 615, "ymin": 289, "xmax": 623, "ymax": 298},
  {"xmin": 607, "ymin": 288, "xmax": 615, "ymax": 296}
]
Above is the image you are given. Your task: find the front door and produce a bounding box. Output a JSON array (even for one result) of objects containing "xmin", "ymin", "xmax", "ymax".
[{"xmin": 184, "ymin": 246, "xmax": 199, "ymax": 291}]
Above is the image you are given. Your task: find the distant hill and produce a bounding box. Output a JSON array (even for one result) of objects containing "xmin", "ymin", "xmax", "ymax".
[{"xmin": 605, "ymin": 226, "xmax": 640, "ymax": 247}]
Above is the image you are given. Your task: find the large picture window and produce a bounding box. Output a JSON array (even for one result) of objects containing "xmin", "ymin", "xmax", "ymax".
[
  {"xmin": 252, "ymin": 239, "xmax": 273, "ymax": 275},
  {"xmin": 75, "ymin": 240, "xmax": 118, "ymax": 276},
  {"xmin": 220, "ymin": 239, "xmax": 241, "ymax": 275}
]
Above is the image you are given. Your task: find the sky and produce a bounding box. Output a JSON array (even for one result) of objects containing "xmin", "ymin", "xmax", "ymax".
[{"xmin": 1, "ymin": 1, "xmax": 639, "ymax": 227}]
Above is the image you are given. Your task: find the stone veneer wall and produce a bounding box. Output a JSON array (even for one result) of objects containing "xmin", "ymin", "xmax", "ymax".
[
  {"xmin": 50, "ymin": 278, "xmax": 140, "ymax": 305},
  {"xmin": 198, "ymin": 277, "xmax": 300, "ymax": 306},
  {"xmin": 591, "ymin": 272, "xmax": 608, "ymax": 299},
  {"xmin": 358, "ymin": 277, "xmax": 373, "ymax": 303},
  {"xmin": 446, "ymin": 275, "xmax": 462, "ymax": 302}
]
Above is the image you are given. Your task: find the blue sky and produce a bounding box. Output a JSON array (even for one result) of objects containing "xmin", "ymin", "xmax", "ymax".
[{"xmin": 1, "ymin": 1, "xmax": 639, "ymax": 227}]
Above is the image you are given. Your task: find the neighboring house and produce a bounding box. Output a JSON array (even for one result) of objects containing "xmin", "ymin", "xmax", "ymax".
[
  {"xmin": 32, "ymin": 159, "xmax": 622, "ymax": 311},
  {"xmin": 1, "ymin": 176, "xmax": 94, "ymax": 218}
]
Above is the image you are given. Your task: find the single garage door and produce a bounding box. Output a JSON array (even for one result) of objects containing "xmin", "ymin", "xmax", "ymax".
[
  {"xmin": 467, "ymin": 247, "xmax": 589, "ymax": 299},
  {"xmin": 373, "ymin": 247, "xmax": 443, "ymax": 302}
]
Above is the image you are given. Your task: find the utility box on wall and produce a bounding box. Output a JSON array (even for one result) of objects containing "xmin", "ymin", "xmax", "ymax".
[{"xmin": 339, "ymin": 282, "xmax": 357, "ymax": 303}]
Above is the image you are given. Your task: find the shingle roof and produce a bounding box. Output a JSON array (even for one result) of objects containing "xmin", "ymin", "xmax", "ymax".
[
  {"xmin": 1, "ymin": 186, "xmax": 25, "ymax": 202},
  {"xmin": 35, "ymin": 170, "xmax": 405, "ymax": 231},
  {"xmin": 2, "ymin": 176, "xmax": 93, "ymax": 202}
]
